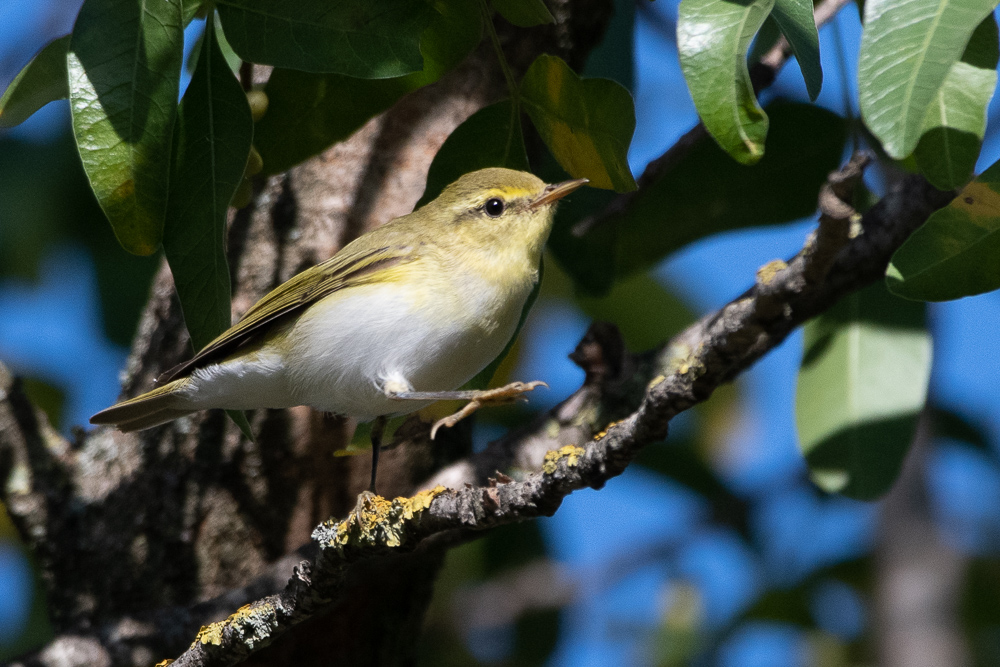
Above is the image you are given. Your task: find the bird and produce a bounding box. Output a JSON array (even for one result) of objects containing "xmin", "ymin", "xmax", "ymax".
[{"xmin": 90, "ymin": 167, "xmax": 588, "ymax": 493}]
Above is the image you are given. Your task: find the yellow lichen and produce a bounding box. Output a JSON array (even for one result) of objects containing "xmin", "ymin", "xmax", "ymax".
[
  {"xmin": 155, "ymin": 661, "xmax": 174, "ymax": 667},
  {"xmin": 542, "ymin": 445, "xmax": 585, "ymax": 474},
  {"xmin": 330, "ymin": 486, "xmax": 446, "ymax": 548},
  {"xmin": 756, "ymin": 259, "xmax": 787, "ymax": 284},
  {"xmin": 593, "ymin": 420, "xmax": 623, "ymax": 441},
  {"xmin": 400, "ymin": 485, "xmax": 446, "ymax": 519},
  {"xmin": 195, "ymin": 620, "xmax": 227, "ymax": 646}
]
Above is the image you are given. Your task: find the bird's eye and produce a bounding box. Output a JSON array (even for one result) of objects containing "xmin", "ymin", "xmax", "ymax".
[{"xmin": 484, "ymin": 198, "xmax": 505, "ymax": 218}]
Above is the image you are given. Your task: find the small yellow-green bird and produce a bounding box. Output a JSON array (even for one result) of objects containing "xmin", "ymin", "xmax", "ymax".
[{"xmin": 91, "ymin": 168, "xmax": 587, "ymax": 492}]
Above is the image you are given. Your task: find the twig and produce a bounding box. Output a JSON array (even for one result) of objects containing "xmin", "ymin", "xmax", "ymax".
[{"xmin": 573, "ymin": 0, "xmax": 856, "ymax": 237}]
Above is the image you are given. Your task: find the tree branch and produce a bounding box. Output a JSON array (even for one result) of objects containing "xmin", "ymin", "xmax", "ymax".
[{"xmin": 147, "ymin": 157, "xmax": 952, "ymax": 666}]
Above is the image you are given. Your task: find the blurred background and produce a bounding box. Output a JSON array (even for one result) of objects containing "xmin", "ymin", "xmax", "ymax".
[{"xmin": 3, "ymin": 0, "xmax": 1000, "ymax": 664}]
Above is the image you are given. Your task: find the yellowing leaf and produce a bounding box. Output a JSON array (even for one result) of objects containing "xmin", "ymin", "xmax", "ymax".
[{"xmin": 520, "ymin": 54, "xmax": 637, "ymax": 192}]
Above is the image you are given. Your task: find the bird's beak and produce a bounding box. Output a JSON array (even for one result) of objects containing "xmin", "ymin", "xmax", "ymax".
[{"xmin": 530, "ymin": 178, "xmax": 589, "ymax": 209}]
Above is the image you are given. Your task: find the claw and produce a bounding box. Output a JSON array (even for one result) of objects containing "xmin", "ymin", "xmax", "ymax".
[{"xmin": 429, "ymin": 380, "xmax": 548, "ymax": 439}]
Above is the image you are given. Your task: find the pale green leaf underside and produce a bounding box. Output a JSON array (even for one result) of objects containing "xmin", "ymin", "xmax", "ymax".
[
  {"xmin": 914, "ymin": 60, "xmax": 997, "ymax": 189},
  {"xmin": 796, "ymin": 284, "xmax": 931, "ymax": 499},
  {"xmin": 858, "ymin": 0, "xmax": 996, "ymax": 158}
]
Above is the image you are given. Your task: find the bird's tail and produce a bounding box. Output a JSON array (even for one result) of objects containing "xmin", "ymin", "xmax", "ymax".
[{"xmin": 89, "ymin": 378, "xmax": 194, "ymax": 432}]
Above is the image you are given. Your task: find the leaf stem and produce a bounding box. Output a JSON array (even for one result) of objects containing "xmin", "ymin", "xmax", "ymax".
[{"xmin": 479, "ymin": 0, "xmax": 519, "ymax": 105}]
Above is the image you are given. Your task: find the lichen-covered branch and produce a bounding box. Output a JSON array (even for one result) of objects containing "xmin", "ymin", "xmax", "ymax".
[{"xmin": 154, "ymin": 158, "xmax": 953, "ymax": 666}]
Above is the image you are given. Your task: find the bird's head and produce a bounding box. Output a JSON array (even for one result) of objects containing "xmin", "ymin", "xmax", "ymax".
[{"xmin": 421, "ymin": 167, "xmax": 588, "ymax": 260}]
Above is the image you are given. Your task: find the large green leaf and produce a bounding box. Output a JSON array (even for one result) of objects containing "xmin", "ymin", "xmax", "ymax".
[
  {"xmin": 0, "ymin": 35, "xmax": 70, "ymax": 129},
  {"xmin": 796, "ymin": 283, "xmax": 931, "ymax": 500},
  {"xmin": 858, "ymin": 0, "xmax": 997, "ymax": 159},
  {"xmin": 913, "ymin": 15, "xmax": 999, "ymax": 189},
  {"xmin": 215, "ymin": 0, "xmax": 434, "ymax": 76},
  {"xmin": 913, "ymin": 63, "xmax": 997, "ymax": 189},
  {"xmin": 677, "ymin": 0, "xmax": 774, "ymax": 165},
  {"xmin": 493, "ymin": 0, "xmax": 555, "ymax": 26},
  {"xmin": 771, "ymin": 0, "xmax": 822, "ymax": 100},
  {"xmin": 887, "ymin": 158, "xmax": 1000, "ymax": 300},
  {"xmin": 68, "ymin": 0, "xmax": 184, "ymax": 256},
  {"xmin": 162, "ymin": 24, "xmax": 251, "ymax": 351},
  {"xmin": 520, "ymin": 54, "xmax": 637, "ymax": 192},
  {"xmin": 549, "ymin": 103, "xmax": 846, "ymax": 293},
  {"xmin": 255, "ymin": 0, "xmax": 482, "ymax": 175},
  {"xmin": 418, "ymin": 99, "xmax": 529, "ymax": 206}
]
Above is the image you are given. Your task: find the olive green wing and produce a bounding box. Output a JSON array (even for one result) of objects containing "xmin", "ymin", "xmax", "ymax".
[{"xmin": 157, "ymin": 242, "xmax": 416, "ymax": 384}]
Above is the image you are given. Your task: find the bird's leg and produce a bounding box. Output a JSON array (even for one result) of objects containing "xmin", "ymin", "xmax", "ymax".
[
  {"xmin": 352, "ymin": 415, "xmax": 388, "ymax": 523},
  {"xmin": 369, "ymin": 415, "xmax": 387, "ymax": 494},
  {"xmin": 386, "ymin": 380, "xmax": 548, "ymax": 439}
]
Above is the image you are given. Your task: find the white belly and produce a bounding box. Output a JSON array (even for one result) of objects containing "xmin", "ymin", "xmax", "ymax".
[{"xmin": 183, "ymin": 278, "xmax": 528, "ymax": 421}]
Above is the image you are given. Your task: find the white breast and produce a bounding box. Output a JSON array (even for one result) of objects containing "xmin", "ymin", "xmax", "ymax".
[{"xmin": 280, "ymin": 275, "xmax": 530, "ymax": 420}]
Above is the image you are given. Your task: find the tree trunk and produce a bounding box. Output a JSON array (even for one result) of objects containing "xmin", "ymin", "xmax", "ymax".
[{"xmin": 0, "ymin": 5, "xmax": 614, "ymax": 664}]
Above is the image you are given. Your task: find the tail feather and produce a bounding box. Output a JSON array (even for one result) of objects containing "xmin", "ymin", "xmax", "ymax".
[{"xmin": 90, "ymin": 379, "xmax": 194, "ymax": 432}]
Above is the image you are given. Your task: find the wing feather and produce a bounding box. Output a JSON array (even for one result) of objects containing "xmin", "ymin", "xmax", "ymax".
[{"xmin": 157, "ymin": 242, "xmax": 416, "ymax": 384}]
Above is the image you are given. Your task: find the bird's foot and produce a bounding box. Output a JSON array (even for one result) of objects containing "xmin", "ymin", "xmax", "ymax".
[
  {"xmin": 430, "ymin": 380, "xmax": 548, "ymax": 439},
  {"xmin": 352, "ymin": 489, "xmax": 380, "ymax": 527}
]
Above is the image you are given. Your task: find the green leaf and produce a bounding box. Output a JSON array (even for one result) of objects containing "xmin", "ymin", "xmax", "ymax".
[
  {"xmin": 887, "ymin": 159, "xmax": 1000, "ymax": 300},
  {"xmin": 677, "ymin": 0, "xmax": 774, "ymax": 165},
  {"xmin": 770, "ymin": 0, "xmax": 822, "ymax": 100},
  {"xmin": 163, "ymin": 24, "xmax": 251, "ymax": 352},
  {"xmin": 215, "ymin": 0, "xmax": 435, "ymax": 77},
  {"xmin": 493, "ymin": 0, "xmax": 555, "ymax": 26},
  {"xmin": 0, "ymin": 35, "xmax": 70, "ymax": 129},
  {"xmin": 520, "ymin": 54, "xmax": 638, "ymax": 192},
  {"xmin": 796, "ymin": 283, "xmax": 931, "ymax": 500},
  {"xmin": 68, "ymin": 0, "xmax": 184, "ymax": 256},
  {"xmin": 418, "ymin": 99, "xmax": 529, "ymax": 206},
  {"xmin": 227, "ymin": 409, "xmax": 255, "ymax": 441},
  {"xmin": 549, "ymin": 103, "xmax": 846, "ymax": 293},
  {"xmin": 913, "ymin": 62, "xmax": 997, "ymax": 189},
  {"xmin": 255, "ymin": 0, "xmax": 482, "ymax": 175},
  {"xmin": 913, "ymin": 15, "xmax": 999, "ymax": 189},
  {"xmin": 858, "ymin": 0, "xmax": 997, "ymax": 159}
]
